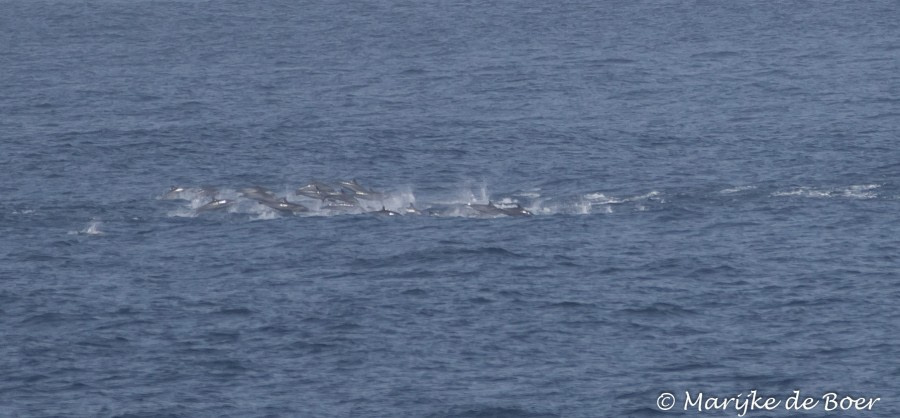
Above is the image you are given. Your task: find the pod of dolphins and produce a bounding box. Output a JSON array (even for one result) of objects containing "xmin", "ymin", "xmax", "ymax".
[{"xmin": 162, "ymin": 180, "xmax": 533, "ymax": 218}]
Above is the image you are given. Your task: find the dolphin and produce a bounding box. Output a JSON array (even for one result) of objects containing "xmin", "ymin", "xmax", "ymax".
[
  {"xmin": 162, "ymin": 186, "xmax": 217, "ymax": 200},
  {"xmin": 467, "ymin": 201, "xmax": 506, "ymax": 216},
  {"xmin": 404, "ymin": 203, "xmax": 422, "ymax": 215},
  {"xmin": 196, "ymin": 196, "xmax": 234, "ymax": 212},
  {"xmin": 468, "ymin": 201, "xmax": 532, "ymax": 217},
  {"xmin": 423, "ymin": 203, "xmax": 466, "ymax": 217},
  {"xmin": 318, "ymin": 193, "xmax": 360, "ymax": 212},
  {"xmin": 500, "ymin": 204, "xmax": 533, "ymax": 217},
  {"xmin": 295, "ymin": 185, "xmax": 327, "ymax": 200},
  {"xmin": 241, "ymin": 186, "xmax": 279, "ymax": 204},
  {"xmin": 162, "ymin": 186, "xmax": 187, "ymax": 200},
  {"xmin": 338, "ymin": 179, "xmax": 383, "ymax": 200},
  {"xmin": 372, "ymin": 206, "xmax": 400, "ymax": 216},
  {"xmin": 296, "ymin": 181, "xmax": 337, "ymax": 200},
  {"xmin": 261, "ymin": 197, "xmax": 309, "ymax": 214}
]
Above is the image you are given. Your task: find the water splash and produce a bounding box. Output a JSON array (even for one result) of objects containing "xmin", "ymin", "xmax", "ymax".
[{"xmin": 69, "ymin": 220, "xmax": 104, "ymax": 235}]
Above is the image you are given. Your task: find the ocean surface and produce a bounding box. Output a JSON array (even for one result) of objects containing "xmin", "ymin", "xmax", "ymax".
[{"xmin": 2, "ymin": 1, "xmax": 899, "ymax": 417}]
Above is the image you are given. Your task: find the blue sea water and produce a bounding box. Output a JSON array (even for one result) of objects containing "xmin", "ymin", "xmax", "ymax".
[{"xmin": 2, "ymin": 0, "xmax": 899, "ymax": 416}]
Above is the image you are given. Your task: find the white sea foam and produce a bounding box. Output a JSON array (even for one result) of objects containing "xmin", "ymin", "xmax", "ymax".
[
  {"xmin": 719, "ymin": 185, "xmax": 757, "ymax": 194},
  {"xmin": 250, "ymin": 210, "xmax": 280, "ymax": 221},
  {"xmin": 584, "ymin": 190, "xmax": 661, "ymax": 208},
  {"xmin": 584, "ymin": 192, "xmax": 622, "ymax": 204},
  {"xmin": 167, "ymin": 208, "xmax": 198, "ymax": 218},
  {"xmin": 772, "ymin": 184, "xmax": 881, "ymax": 199},
  {"xmin": 630, "ymin": 190, "xmax": 661, "ymax": 201}
]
